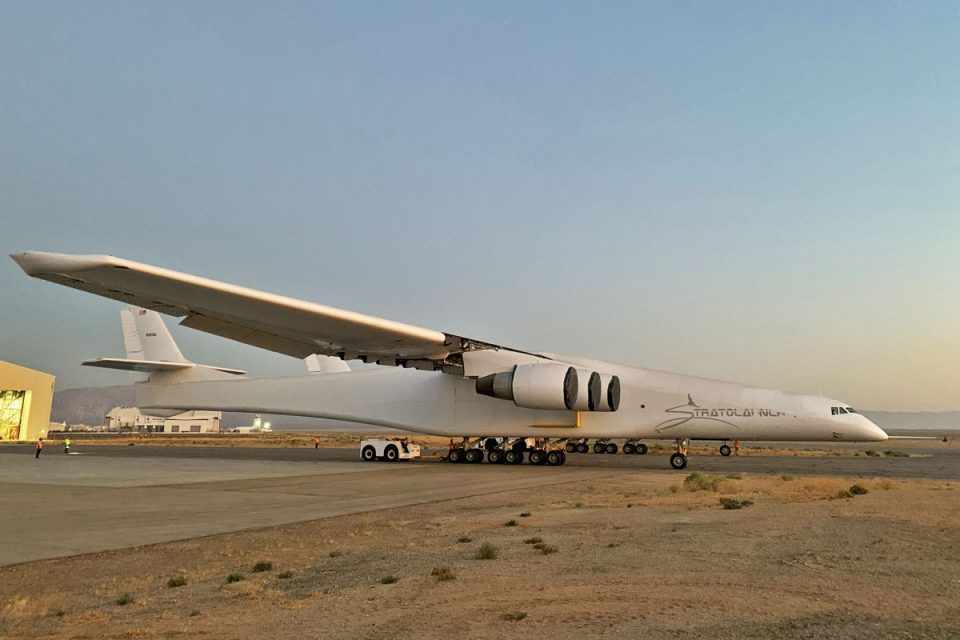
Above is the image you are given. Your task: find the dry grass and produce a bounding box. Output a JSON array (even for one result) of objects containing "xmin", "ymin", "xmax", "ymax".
[
  {"xmin": 430, "ymin": 567, "xmax": 456, "ymax": 582},
  {"xmin": 476, "ymin": 543, "xmax": 498, "ymax": 560}
]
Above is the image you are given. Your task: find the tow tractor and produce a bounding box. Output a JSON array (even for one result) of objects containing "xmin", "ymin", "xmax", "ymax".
[{"xmin": 359, "ymin": 438, "xmax": 421, "ymax": 462}]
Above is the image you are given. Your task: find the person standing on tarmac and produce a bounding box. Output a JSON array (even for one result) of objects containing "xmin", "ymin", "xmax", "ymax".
[
  {"xmin": 35, "ymin": 437, "xmax": 44, "ymax": 459},
  {"xmin": 64, "ymin": 438, "xmax": 72, "ymax": 454},
  {"xmin": 313, "ymin": 437, "xmax": 320, "ymax": 449}
]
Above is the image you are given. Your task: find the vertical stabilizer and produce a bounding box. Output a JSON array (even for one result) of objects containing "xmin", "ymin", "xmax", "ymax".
[{"xmin": 126, "ymin": 306, "xmax": 188, "ymax": 363}]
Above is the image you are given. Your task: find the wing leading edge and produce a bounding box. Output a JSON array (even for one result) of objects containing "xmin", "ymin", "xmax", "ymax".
[{"xmin": 11, "ymin": 251, "xmax": 541, "ymax": 374}]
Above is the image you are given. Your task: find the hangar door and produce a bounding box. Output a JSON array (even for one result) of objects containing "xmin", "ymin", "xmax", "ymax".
[{"xmin": 0, "ymin": 389, "xmax": 26, "ymax": 441}]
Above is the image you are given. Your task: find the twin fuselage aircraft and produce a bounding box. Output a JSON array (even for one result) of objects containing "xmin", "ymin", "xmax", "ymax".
[{"xmin": 12, "ymin": 251, "xmax": 888, "ymax": 469}]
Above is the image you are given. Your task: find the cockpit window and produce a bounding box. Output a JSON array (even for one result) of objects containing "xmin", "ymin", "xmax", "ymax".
[
  {"xmin": 831, "ymin": 406, "xmax": 854, "ymax": 415},
  {"xmin": 846, "ymin": 407, "xmax": 857, "ymax": 414}
]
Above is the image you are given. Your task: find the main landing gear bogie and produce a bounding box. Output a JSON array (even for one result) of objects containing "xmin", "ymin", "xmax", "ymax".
[{"xmin": 447, "ymin": 438, "xmax": 567, "ymax": 466}]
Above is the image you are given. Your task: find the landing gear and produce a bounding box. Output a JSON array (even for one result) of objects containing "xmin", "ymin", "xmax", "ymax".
[
  {"xmin": 529, "ymin": 449, "xmax": 547, "ymax": 465},
  {"xmin": 605, "ymin": 442, "xmax": 618, "ymax": 455},
  {"xmin": 465, "ymin": 448, "xmax": 484, "ymax": 464},
  {"xmin": 719, "ymin": 443, "xmax": 732, "ymax": 457},
  {"xmin": 487, "ymin": 448, "xmax": 505, "ymax": 464},
  {"xmin": 504, "ymin": 449, "xmax": 523, "ymax": 465},
  {"xmin": 576, "ymin": 442, "xmax": 589, "ymax": 454},
  {"xmin": 546, "ymin": 450, "xmax": 565, "ymax": 466},
  {"xmin": 593, "ymin": 441, "xmax": 607, "ymax": 454},
  {"xmin": 565, "ymin": 441, "xmax": 577, "ymax": 453},
  {"xmin": 448, "ymin": 448, "xmax": 466, "ymax": 463},
  {"xmin": 670, "ymin": 438, "xmax": 689, "ymax": 470},
  {"xmin": 636, "ymin": 443, "xmax": 648, "ymax": 455},
  {"xmin": 623, "ymin": 443, "xmax": 636, "ymax": 455}
]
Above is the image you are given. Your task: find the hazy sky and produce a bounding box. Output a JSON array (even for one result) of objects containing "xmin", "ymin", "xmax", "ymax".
[{"xmin": 2, "ymin": 3, "xmax": 958, "ymax": 411}]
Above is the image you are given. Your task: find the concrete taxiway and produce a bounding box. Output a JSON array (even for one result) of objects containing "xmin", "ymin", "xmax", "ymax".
[{"xmin": 1, "ymin": 440, "xmax": 956, "ymax": 567}]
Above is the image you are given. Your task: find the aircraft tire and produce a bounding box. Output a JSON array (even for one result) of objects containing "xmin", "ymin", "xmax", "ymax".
[
  {"xmin": 559, "ymin": 451, "xmax": 567, "ymax": 465},
  {"xmin": 466, "ymin": 448, "xmax": 484, "ymax": 464},
  {"xmin": 361, "ymin": 446, "xmax": 376, "ymax": 462},
  {"xmin": 719, "ymin": 444, "xmax": 732, "ymax": 457},
  {"xmin": 529, "ymin": 449, "xmax": 547, "ymax": 465},
  {"xmin": 487, "ymin": 449, "xmax": 504, "ymax": 464},
  {"xmin": 636, "ymin": 443, "xmax": 648, "ymax": 455},
  {"xmin": 546, "ymin": 450, "xmax": 563, "ymax": 466},
  {"xmin": 623, "ymin": 443, "xmax": 636, "ymax": 455},
  {"xmin": 576, "ymin": 443, "xmax": 589, "ymax": 454},
  {"xmin": 505, "ymin": 449, "xmax": 523, "ymax": 465},
  {"xmin": 565, "ymin": 442, "xmax": 576, "ymax": 453},
  {"xmin": 606, "ymin": 443, "xmax": 619, "ymax": 454},
  {"xmin": 384, "ymin": 445, "xmax": 399, "ymax": 462},
  {"xmin": 670, "ymin": 453, "xmax": 688, "ymax": 470},
  {"xmin": 593, "ymin": 442, "xmax": 606, "ymax": 454},
  {"xmin": 449, "ymin": 448, "xmax": 466, "ymax": 463}
]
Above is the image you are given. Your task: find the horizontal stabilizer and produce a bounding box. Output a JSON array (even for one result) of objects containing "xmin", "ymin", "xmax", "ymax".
[{"xmin": 83, "ymin": 358, "xmax": 246, "ymax": 375}]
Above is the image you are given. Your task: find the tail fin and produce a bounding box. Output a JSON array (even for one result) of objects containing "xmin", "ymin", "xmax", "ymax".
[
  {"xmin": 121, "ymin": 307, "xmax": 187, "ymax": 363},
  {"xmin": 83, "ymin": 306, "xmax": 246, "ymax": 377}
]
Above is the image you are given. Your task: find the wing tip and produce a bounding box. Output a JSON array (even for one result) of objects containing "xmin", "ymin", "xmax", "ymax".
[{"xmin": 11, "ymin": 251, "xmax": 121, "ymax": 277}]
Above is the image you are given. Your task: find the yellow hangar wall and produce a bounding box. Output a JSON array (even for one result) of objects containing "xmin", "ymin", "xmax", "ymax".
[{"xmin": 0, "ymin": 361, "xmax": 55, "ymax": 442}]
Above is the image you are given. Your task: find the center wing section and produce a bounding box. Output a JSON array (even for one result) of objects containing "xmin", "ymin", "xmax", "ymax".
[{"xmin": 11, "ymin": 251, "xmax": 543, "ymax": 373}]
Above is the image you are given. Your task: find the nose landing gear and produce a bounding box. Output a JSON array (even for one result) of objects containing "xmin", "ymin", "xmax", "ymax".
[{"xmin": 670, "ymin": 438, "xmax": 689, "ymax": 470}]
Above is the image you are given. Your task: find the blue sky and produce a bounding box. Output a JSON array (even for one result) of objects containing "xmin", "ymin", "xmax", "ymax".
[{"xmin": 2, "ymin": 2, "xmax": 958, "ymax": 410}]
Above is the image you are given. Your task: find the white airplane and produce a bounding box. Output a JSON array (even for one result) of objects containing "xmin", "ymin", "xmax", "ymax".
[{"xmin": 12, "ymin": 251, "xmax": 888, "ymax": 469}]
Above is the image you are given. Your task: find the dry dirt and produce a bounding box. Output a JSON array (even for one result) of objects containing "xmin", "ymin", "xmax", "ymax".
[{"xmin": 2, "ymin": 472, "xmax": 958, "ymax": 639}]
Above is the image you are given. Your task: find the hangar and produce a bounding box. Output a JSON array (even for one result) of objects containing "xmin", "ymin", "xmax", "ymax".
[{"xmin": 0, "ymin": 361, "xmax": 55, "ymax": 442}]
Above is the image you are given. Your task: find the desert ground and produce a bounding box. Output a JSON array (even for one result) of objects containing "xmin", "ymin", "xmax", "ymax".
[{"xmin": 1, "ymin": 436, "xmax": 958, "ymax": 639}]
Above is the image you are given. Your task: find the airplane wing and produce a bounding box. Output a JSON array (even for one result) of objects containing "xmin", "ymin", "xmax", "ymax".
[{"xmin": 12, "ymin": 251, "xmax": 541, "ymax": 373}]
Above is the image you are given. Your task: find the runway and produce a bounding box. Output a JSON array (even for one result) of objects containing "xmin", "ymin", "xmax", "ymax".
[{"xmin": 1, "ymin": 440, "xmax": 956, "ymax": 567}]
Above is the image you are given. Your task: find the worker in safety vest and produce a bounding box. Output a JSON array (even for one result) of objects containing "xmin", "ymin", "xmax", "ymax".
[
  {"xmin": 64, "ymin": 438, "xmax": 72, "ymax": 454},
  {"xmin": 35, "ymin": 437, "xmax": 43, "ymax": 459}
]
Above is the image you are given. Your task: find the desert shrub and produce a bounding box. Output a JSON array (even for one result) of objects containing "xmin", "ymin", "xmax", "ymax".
[
  {"xmin": 849, "ymin": 484, "xmax": 869, "ymax": 496},
  {"xmin": 431, "ymin": 566, "xmax": 456, "ymax": 581},
  {"xmin": 457, "ymin": 536, "xmax": 472, "ymax": 543},
  {"xmin": 780, "ymin": 475, "xmax": 794, "ymax": 481},
  {"xmin": 225, "ymin": 573, "xmax": 245, "ymax": 584},
  {"xmin": 477, "ymin": 542, "xmax": 498, "ymax": 560},
  {"xmin": 836, "ymin": 489, "xmax": 853, "ymax": 499},
  {"xmin": 538, "ymin": 544, "xmax": 558, "ymax": 555},
  {"xmin": 684, "ymin": 473, "xmax": 722, "ymax": 492},
  {"xmin": 864, "ymin": 449, "xmax": 880, "ymax": 457},
  {"xmin": 115, "ymin": 593, "xmax": 134, "ymax": 606},
  {"xmin": 251, "ymin": 561, "xmax": 273, "ymax": 573},
  {"xmin": 189, "ymin": 610, "xmax": 201, "ymax": 617},
  {"xmin": 884, "ymin": 450, "xmax": 909, "ymax": 458},
  {"xmin": 669, "ymin": 485, "xmax": 679, "ymax": 494},
  {"xmin": 504, "ymin": 519, "xmax": 518, "ymax": 527},
  {"xmin": 502, "ymin": 611, "xmax": 527, "ymax": 622},
  {"xmin": 574, "ymin": 502, "xmax": 584, "ymax": 508},
  {"xmin": 277, "ymin": 571, "xmax": 293, "ymax": 580},
  {"xmin": 328, "ymin": 550, "xmax": 343, "ymax": 557},
  {"xmin": 523, "ymin": 536, "xmax": 543, "ymax": 545},
  {"xmin": 719, "ymin": 497, "xmax": 754, "ymax": 510},
  {"xmin": 166, "ymin": 576, "xmax": 187, "ymax": 589},
  {"xmin": 519, "ymin": 512, "xmax": 531, "ymax": 518},
  {"xmin": 380, "ymin": 575, "xmax": 398, "ymax": 584},
  {"xmin": 53, "ymin": 609, "xmax": 65, "ymax": 618}
]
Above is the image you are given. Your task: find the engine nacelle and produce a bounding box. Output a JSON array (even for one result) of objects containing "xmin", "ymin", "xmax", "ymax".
[
  {"xmin": 594, "ymin": 373, "xmax": 621, "ymax": 412},
  {"xmin": 476, "ymin": 363, "xmax": 578, "ymax": 410},
  {"xmin": 571, "ymin": 367, "xmax": 602, "ymax": 411}
]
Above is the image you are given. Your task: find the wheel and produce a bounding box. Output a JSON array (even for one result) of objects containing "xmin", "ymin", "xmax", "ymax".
[
  {"xmin": 565, "ymin": 442, "xmax": 576, "ymax": 453},
  {"xmin": 546, "ymin": 450, "xmax": 563, "ymax": 466},
  {"xmin": 448, "ymin": 448, "xmax": 465, "ymax": 463},
  {"xmin": 576, "ymin": 442, "xmax": 589, "ymax": 454},
  {"xmin": 384, "ymin": 445, "xmax": 399, "ymax": 462},
  {"xmin": 558, "ymin": 450, "xmax": 567, "ymax": 465},
  {"xmin": 487, "ymin": 449, "xmax": 504, "ymax": 464},
  {"xmin": 465, "ymin": 448, "xmax": 484, "ymax": 464},
  {"xmin": 505, "ymin": 449, "xmax": 523, "ymax": 465},
  {"xmin": 719, "ymin": 444, "xmax": 732, "ymax": 457},
  {"xmin": 623, "ymin": 443, "xmax": 635, "ymax": 455},
  {"xmin": 361, "ymin": 446, "xmax": 376, "ymax": 462},
  {"xmin": 606, "ymin": 443, "xmax": 618, "ymax": 455},
  {"xmin": 529, "ymin": 449, "xmax": 546, "ymax": 465},
  {"xmin": 670, "ymin": 453, "xmax": 688, "ymax": 470},
  {"xmin": 593, "ymin": 442, "xmax": 606, "ymax": 454},
  {"xmin": 636, "ymin": 443, "xmax": 648, "ymax": 455}
]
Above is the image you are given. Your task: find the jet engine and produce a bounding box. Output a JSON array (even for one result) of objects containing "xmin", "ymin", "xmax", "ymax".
[
  {"xmin": 476, "ymin": 363, "xmax": 578, "ymax": 410},
  {"xmin": 475, "ymin": 363, "xmax": 621, "ymax": 412}
]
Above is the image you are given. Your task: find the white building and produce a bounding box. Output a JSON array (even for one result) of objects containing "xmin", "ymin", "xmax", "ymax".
[{"xmin": 105, "ymin": 407, "xmax": 222, "ymax": 434}]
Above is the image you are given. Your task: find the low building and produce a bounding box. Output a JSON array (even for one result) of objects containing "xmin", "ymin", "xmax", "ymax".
[
  {"xmin": 105, "ymin": 407, "xmax": 222, "ymax": 434},
  {"xmin": 0, "ymin": 361, "xmax": 55, "ymax": 442}
]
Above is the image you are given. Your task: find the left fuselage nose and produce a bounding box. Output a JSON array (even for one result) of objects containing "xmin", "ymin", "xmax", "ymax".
[{"xmin": 854, "ymin": 415, "xmax": 888, "ymax": 442}]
